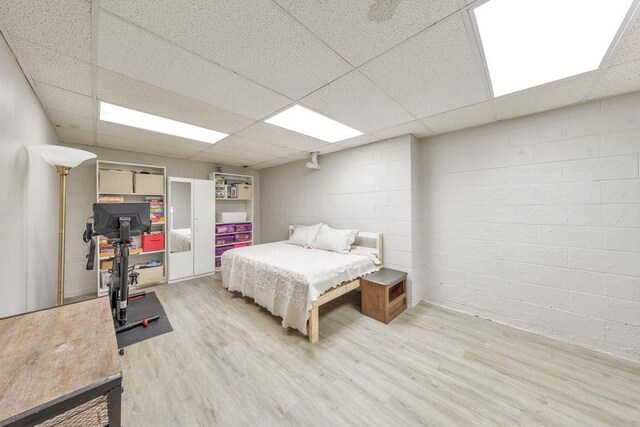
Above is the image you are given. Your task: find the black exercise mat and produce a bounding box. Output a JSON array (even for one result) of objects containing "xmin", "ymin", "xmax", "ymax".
[{"xmin": 115, "ymin": 291, "xmax": 173, "ymax": 348}]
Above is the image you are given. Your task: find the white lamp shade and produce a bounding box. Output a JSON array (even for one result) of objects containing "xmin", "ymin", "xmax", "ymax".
[{"xmin": 30, "ymin": 145, "xmax": 96, "ymax": 168}]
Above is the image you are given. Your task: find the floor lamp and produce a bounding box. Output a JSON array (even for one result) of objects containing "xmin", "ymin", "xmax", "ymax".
[{"xmin": 30, "ymin": 145, "xmax": 96, "ymax": 306}]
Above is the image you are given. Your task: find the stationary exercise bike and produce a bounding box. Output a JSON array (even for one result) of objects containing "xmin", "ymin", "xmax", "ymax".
[{"xmin": 84, "ymin": 203, "xmax": 159, "ymax": 341}]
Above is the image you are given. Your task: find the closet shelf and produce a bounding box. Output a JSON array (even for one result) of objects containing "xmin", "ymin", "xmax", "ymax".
[
  {"xmin": 100, "ymin": 249, "xmax": 165, "ymax": 259},
  {"xmin": 216, "ymin": 231, "xmax": 252, "ymax": 236},
  {"xmin": 98, "ymin": 192, "xmax": 165, "ymax": 196},
  {"xmin": 216, "ymin": 221, "xmax": 252, "ymax": 225},
  {"xmin": 216, "ymin": 241, "xmax": 252, "ymax": 248}
]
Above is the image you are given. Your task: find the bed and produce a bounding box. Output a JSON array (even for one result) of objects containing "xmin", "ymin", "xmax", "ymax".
[{"xmin": 221, "ymin": 228, "xmax": 383, "ymax": 343}]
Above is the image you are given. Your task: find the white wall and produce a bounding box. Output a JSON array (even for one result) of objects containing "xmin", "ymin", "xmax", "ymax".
[
  {"xmin": 0, "ymin": 34, "xmax": 60, "ymax": 317},
  {"xmin": 420, "ymin": 92, "xmax": 640, "ymax": 362},
  {"xmin": 62, "ymin": 143, "xmax": 261, "ymax": 298},
  {"xmin": 260, "ymin": 135, "xmax": 422, "ymax": 306}
]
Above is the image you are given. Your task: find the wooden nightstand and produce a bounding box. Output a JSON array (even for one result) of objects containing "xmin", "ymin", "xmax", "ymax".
[{"xmin": 361, "ymin": 268, "xmax": 408, "ymax": 324}]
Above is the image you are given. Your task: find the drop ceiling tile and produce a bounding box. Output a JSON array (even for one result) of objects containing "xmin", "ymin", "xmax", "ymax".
[
  {"xmin": 422, "ymin": 101, "xmax": 495, "ymax": 134},
  {"xmin": 11, "ymin": 38, "xmax": 92, "ymax": 95},
  {"xmin": 300, "ymin": 70, "xmax": 414, "ymax": 133},
  {"xmin": 0, "ymin": 0, "xmax": 91, "ymax": 62},
  {"xmin": 251, "ymin": 157, "xmax": 300, "ymax": 170},
  {"xmin": 97, "ymin": 12, "xmax": 291, "ymax": 120},
  {"xmin": 100, "ymin": 0, "xmax": 352, "ymax": 99},
  {"xmin": 589, "ymin": 59, "xmax": 640, "ymax": 100},
  {"xmin": 97, "ymin": 134, "xmax": 201, "ymax": 159},
  {"xmin": 56, "ymin": 127, "xmax": 94, "ymax": 145},
  {"xmin": 198, "ymin": 145, "xmax": 277, "ymax": 164},
  {"xmin": 48, "ymin": 109, "xmax": 94, "ymax": 133},
  {"xmin": 218, "ymin": 135, "xmax": 303, "ymax": 158},
  {"xmin": 189, "ymin": 151, "xmax": 251, "ymax": 167},
  {"xmin": 96, "ymin": 69, "xmax": 254, "ymax": 134},
  {"xmin": 372, "ymin": 120, "xmax": 434, "ymax": 140},
  {"xmin": 273, "ymin": 0, "xmax": 464, "ymax": 67},
  {"xmin": 236, "ymin": 122, "xmax": 327, "ymax": 151},
  {"xmin": 97, "ymin": 121, "xmax": 213, "ymax": 154},
  {"xmin": 34, "ymin": 82, "xmax": 94, "ymax": 117},
  {"xmin": 494, "ymin": 72, "xmax": 597, "ymax": 120},
  {"xmin": 360, "ymin": 13, "xmax": 489, "ymax": 118},
  {"xmin": 318, "ymin": 134, "xmax": 381, "ymax": 154},
  {"xmin": 608, "ymin": 12, "xmax": 640, "ymax": 66}
]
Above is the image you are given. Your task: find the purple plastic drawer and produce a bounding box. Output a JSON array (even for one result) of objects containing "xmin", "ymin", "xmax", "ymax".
[
  {"xmin": 215, "ymin": 257, "xmax": 221, "ymax": 268},
  {"xmin": 235, "ymin": 223, "xmax": 252, "ymax": 232},
  {"xmin": 216, "ymin": 224, "xmax": 235, "ymax": 234},
  {"xmin": 235, "ymin": 233, "xmax": 251, "ymax": 243},
  {"xmin": 216, "ymin": 235, "xmax": 235, "ymax": 245},
  {"xmin": 215, "ymin": 246, "xmax": 233, "ymax": 257}
]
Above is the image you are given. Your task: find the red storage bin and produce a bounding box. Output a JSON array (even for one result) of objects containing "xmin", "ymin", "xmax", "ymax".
[
  {"xmin": 142, "ymin": 233, "xmax": 165, "ymax": 252},
  {"xmin": 233, "ymin": 243, "xmax": 248, "ymax": 249}
]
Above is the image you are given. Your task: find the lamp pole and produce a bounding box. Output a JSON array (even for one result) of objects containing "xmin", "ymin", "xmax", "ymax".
[{"xmin": 56, "ymin": 165, "xmax": 71, "ymax": 306}]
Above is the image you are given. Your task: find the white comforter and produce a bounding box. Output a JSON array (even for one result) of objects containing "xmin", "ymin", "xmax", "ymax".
[
  {"xmin": 221, "ymin": 242, "xmax": 381, "ymax": 334},
  {"xmin": 170, "ymin": 228, "xmax": 191, "ymax": 252}
]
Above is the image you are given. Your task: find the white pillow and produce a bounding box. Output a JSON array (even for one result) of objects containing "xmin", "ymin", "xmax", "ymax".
[
  {"xmin": 311, "ymin": 225, "xmax": 358, "ymax": 253},
  {"xmin": 288, "ymin": 223, "xmax": 323, "ymax": 247}
]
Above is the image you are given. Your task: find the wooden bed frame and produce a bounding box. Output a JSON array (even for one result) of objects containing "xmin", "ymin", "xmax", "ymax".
[{"xmin": 288, "ymin": 226, "xmax": 383, "ymax": 343}]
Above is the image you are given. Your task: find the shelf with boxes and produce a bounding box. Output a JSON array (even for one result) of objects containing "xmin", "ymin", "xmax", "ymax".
[
  {"xmin": 210, "ymin": 172, "xmax": 254, "ymax": 272},
  {"xmin": 96, "ymin": 161, "xmax": 167, "ymax": 297}
]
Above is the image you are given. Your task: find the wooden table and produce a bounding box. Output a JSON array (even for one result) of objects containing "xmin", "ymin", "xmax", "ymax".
[
  {"xmin": 361, "ymin": 268, "xmax": 408, "ymax": 324},
  {"xmin": 0, "ymin": 297, "xmax": 122, "ymax": 427}
]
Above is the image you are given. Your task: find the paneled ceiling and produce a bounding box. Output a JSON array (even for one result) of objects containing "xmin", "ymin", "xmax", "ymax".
[{"xmin": 1, "ymin": 0, "xmax": 639, "ymax": 169}]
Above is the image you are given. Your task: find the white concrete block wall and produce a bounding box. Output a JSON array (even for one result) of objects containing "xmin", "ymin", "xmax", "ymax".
[
  {"xmin": 420, "ymin": 91, "xmax": 640, "ymax": 362},
  {"xmin": 260, "ymin": 135, "xmax": 422, "ymax": 306},
  {"xmin": 0, "ymin": 35, "xmax": 59, "ymax": 317},
  {"xmin": 62, "ymin": 143, "xmax": 260, "ymax": 298}
]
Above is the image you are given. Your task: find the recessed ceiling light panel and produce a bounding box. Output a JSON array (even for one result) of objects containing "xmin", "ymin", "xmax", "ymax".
[
  {"xmin": 99, "ymin": 101, "xmax": 228, "ymax": 144},
  {"xmin": 473, "ymin": 0, "xmax": 634, "ymax": 97},
  {"xmin": 264, "ymin": 105, "xmax": 363, "ymax": 143}
]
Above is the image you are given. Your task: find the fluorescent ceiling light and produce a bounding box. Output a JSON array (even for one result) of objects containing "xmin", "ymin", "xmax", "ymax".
[
  {"xmin": 473, "ymin": 0, "xmax": 634, "ymax": 97},
  {"xmin": 99, "ymin": 101, "xmax": 228, "ymax": 144},
  {"xmin": 264, "ymin": 105, "xmax": 363, "ymax": 143}
]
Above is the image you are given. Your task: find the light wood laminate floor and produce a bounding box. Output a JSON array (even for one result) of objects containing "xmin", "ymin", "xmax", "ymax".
[{"xmin": 121, "ymin": 276, "xmax": 640, "ymax": 426}]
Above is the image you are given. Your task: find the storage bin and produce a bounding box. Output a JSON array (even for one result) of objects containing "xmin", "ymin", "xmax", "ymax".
[
  {"xmin": 216, "ymin": 212, "xmax": 247, "ymax": 223},
  {"xmin": 235, "ymin": 233, "xmax": 251, "ymax": 243},
  {"xmin": 136, "ymin": 266, "xmax": 164, "ymax": 286},
  {"xmin": 99, "ymin": 170, "xmax": 133, "ymax": 194},
  {"xmin": 234, "ymin": 184, "xmax": 252, "ymax": 200},
  {"xmin": 134, "ymin": 173, "xmax": 164, "ymax": 194},
  {"xmin": 215, "ymin": 246, "xmax": 233, "ymax": 257},
  {"xmin": 235, "ymin": 223, "xmax": 252, "ymax": 232},
  {"xmin": 142, "ymin": 233, "xmax": 165, "ymax": 252},
  {"xmin": 215, "ymin": 257, "xmax": 221, "ymax": 268},
  {"xmin": 216, "ymin": 224, "xmax": 235, "ymax": 234},
  {"xmin": 216, "ymin": 235, "xmax": 235, "ymax": 246},
  {"xmin": 233, "ymin": 243, "xmax": 248, "ymax": 249}
]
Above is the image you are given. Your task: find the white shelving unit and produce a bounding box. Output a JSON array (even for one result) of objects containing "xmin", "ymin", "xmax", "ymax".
[
  {"xmin": 96, "ymin": 160, "xmax": 167, "ymax": 297},
  {"xmin": 210, "ymin": 172, "xmax": 254, "ymax": 272}
]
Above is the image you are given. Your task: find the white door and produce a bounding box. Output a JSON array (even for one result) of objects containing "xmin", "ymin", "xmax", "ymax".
[
  {"xmin": 168, "ymin": 178, "xmax": 194, "ymax": 281},
  {"xmin": 193, "ymin": 179, "xmax": 216, "ymax": 276}
]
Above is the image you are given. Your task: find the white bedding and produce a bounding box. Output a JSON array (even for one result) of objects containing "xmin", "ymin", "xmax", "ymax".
[
  {"xmin": 170, "ymin": 228, "xmax": 191, "ymax": 252},
  {"xmin": 221, "ymin": 242, "xmax": 381, "ymax": 334}
]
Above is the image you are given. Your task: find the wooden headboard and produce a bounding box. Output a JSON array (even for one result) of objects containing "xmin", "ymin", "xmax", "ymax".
[{"xmin": 288, "ymin": 225, "xmax": 383, "ymax": 263}]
